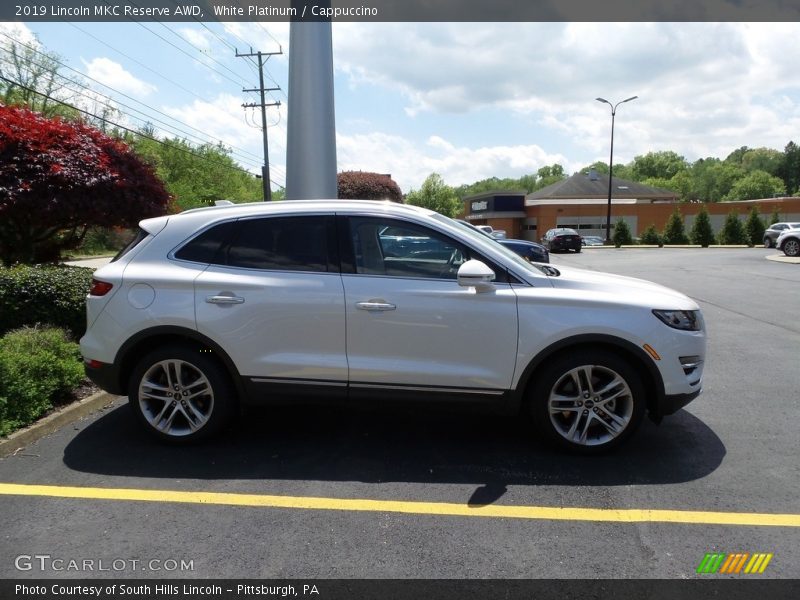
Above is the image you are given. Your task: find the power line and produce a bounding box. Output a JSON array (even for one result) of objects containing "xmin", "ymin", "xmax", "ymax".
[
  {"xmin": 0, "ymin": 32, "xmax": 268, "ymax": 169},
  {"xmin": 236, "ymin": 48, "xmax": 283, "ymax": 201},
  {"xmin": 0, "ymin": 73, "xmax": 285, "ymax": 190}
]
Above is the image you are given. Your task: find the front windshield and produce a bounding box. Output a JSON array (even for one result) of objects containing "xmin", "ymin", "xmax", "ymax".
[{"xmin": 433, "ymin": 214, "xmax": 551, "ymax": 278}]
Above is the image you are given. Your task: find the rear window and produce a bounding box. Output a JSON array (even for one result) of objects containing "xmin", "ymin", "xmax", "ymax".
[
  {"xmin": 111, "ymin": 228, "xmax": 149, "ymax": 263},
  {"xmin": 174, "ymin": 221, "xmax": 237, "ymax": 264}
]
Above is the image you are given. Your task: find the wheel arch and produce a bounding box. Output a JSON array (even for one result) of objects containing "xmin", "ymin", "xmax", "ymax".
[
  {"xmin": 115, "ymin": 326, "xmax": 245, "ymax": 403},
  {"xmin": 513, "ymin": 334, "xmax": 666, "ymax": 418}
]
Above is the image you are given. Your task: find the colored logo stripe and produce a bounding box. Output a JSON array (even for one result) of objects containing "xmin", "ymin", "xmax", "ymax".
[{"xmin": 697, "ymin": 552, "xmax": 773, "ymax": 574}]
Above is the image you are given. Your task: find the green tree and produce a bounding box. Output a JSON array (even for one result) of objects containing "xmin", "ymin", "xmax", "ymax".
[
  {"xmin": 689, "ymin": 205, "xmax": 715, "ymax": 247},
  {"xmin": 770, "ymin": 208, "xmax": 782, "ymax": 224},
  {"xmin": 127, "ymin": 135, "xmax": 263, "ymax": 210},
  {"xmin": 741, "ymin": 148, "xmax": 783, "ymax": 176},
  {"xmin": 612, "ymin": 219, "xmax": 633, "ymax": 247},
  {"xmin": 662, "ymin": 208, "xmax": 689, "ymax": 244},
  {"xmin": 639, "ymin": 224, "xmax": 662, "ymax": 246},
  {"xmin": 405, "ymin": 173, "xmax": 461, "ymax": 217},
  {"xmin": 717, "ymin": 210, "xmax": 747, "ymax": 245},
  {"xmin": 631, "ymin": 151, "xmax": 689, "ymax": 181},
  {"xmin": 723, "ymin": 170, "xmax": 786, "ymax": 201},
  {"xmin": 689, "ymin": 159, "xmax": 745, "ymax": 202},
  {"xmin": 533, "ymin": 164, "xmax": 567, "ymax": 190},
  {"xmin": 744, "ymin": 206, "xmax": 766, "ymax": 247},
  {"xmin": 778, "ymin": 141, "xmax": 800, "ymax": 195}
]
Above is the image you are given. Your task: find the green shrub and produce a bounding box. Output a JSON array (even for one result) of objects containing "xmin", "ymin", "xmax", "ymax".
[
  {"xmin": 0, "ymin": 327, "xmax": 84, "ymax": 436},
  {"xmin": 74, "ymin": 227, "xmax": 134, "ymax": 257},
  {"xmin": 690, "ymin": 205, "xmax": 715, "ymax": 247},
  {"xmin": 744, "ymin": 206, "xmax": 765, "ymax": 247},
  {"xmin": 717, "ymin": 210, "xmax": 747, "ymax": 245},
  {"xmin": 639, "ymin": 224, "xmax": 663, "ymax": 246},
  {"xmin": 0, "ymin": 264, "xmax": 94, "ymax": 339},
  {"xmin": 662, "ymin": 208, "xmax": 690, "ymax": 244},
  {"xmin": 612, "ymin": 219, "xmax": 633, "ymax": 247}
]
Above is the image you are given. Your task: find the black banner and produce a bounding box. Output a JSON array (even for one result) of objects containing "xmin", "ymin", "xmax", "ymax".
[
  {"xmin": 3, "ymin": 579, "xmax": 800, "ymax": 600},
  {"xmin": 4, "ymin": 0, "xmax": 800, "ymax": 23}
]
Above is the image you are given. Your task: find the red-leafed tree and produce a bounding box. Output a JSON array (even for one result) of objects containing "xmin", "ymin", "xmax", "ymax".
[
  {"xmin": 337, "ymin": 171, "xmax": 403, "ymax": 203},
  {"xmin": 0, "ymin": 105, "xmax": 170, "ymax": 264}
]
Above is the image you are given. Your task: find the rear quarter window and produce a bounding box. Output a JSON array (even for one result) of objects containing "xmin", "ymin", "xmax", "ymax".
[{"xmin": 111, "ymin": 228, "xmax": 149, "ymax": 263}]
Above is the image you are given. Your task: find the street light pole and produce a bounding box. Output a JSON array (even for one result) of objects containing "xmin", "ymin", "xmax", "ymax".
[{"xmin": 596, "ymin": 95, "xmax": 637, "ymax": 244}]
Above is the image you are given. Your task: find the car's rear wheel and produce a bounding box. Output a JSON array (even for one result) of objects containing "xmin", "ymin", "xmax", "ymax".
[
  {"xmin": 529, "ymin": 351, "xmax": 645, "ymax": 454},
  {"xmin": 764, "ymin": 237, "xmax": 773, "ymax": 248},
  {"xmin": 128, "ymin": 345, "xmax": 235, "ymax": 443},
  {"xmin": 783, "ymin": 238, "xmax": 800, "ymax": 257}
]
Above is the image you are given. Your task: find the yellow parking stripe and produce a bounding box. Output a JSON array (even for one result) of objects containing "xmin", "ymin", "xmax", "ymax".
[{"xmin": 1, "ymin": 483, "xmax": 799, "ymax": 527}]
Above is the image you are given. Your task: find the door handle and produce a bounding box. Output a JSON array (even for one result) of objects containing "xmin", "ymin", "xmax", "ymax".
[
  {"xmin": 206, "ymin": 294, "xmax": 245, "ymax": 305},
  {"xmin": 356, "ymin": 300, "xmax": 396, "ymax": 312}
]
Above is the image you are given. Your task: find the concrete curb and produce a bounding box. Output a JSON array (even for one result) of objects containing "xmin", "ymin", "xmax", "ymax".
[
  {"xmin": 0, "ymin": 391, "xmax": 121, "ymax": 458},
  {"xmin": 766, "ymin": 254, "xmax": 800, "ymax": 264}
]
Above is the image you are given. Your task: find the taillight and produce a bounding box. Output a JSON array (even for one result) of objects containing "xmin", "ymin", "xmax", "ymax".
[{"xmin": 89, "ymin": 279, "xmax": 114, "ymax": 296}]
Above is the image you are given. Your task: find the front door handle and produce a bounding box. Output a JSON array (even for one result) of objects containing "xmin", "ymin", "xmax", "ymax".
[
  {"xmin": 356, "ymin": 300, "xmax": 396, "ymax": 312},
  {"xmin": 206, "ymin": 294, "xmax": 245, "ymax": 305}
]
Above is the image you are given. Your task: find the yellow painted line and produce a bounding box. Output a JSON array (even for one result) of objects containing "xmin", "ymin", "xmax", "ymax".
[{"xmin": 1, "ymin": 483, "xmax": 799, "ymax": 527}]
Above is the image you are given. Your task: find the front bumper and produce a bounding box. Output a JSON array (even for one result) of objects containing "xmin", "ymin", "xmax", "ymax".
[{"xmin": 654, "ymin": 387, "xmax": 701, "ymax": 419}]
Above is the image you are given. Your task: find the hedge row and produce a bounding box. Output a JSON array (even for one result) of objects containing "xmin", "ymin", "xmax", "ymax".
[
  {"xmin": 0, "ymin": 264, "xmax": 95, "ymax": 340},
  {"xmin": 0, "ymin": 327, "xmax": 84, "ymax": 437}
]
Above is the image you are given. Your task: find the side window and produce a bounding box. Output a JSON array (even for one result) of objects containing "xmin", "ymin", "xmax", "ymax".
[
  {"xmin": 225, "ymin": 216, "xmax": 332, "ymax": 272},
  {"xmin": 174, "ymin": 221, "xmax": 237, "ymax": 264},
  {"xmin": 348, "ymin": 217, "xmax": 469, "ymax": 280}
]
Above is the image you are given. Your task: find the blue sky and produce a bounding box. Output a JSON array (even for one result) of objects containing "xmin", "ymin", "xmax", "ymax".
[{"xmin": 3, "ymin": 21, "xmax": 800, "ymax": 193}]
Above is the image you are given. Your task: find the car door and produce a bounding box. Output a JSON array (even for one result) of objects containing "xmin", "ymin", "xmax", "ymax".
[
  {"xmin": 193, "ymin": 214, "xmax": 348, "ymax": 392},
  {"xmin": 339, "ymin": 215, "xmax": 519, "ymax": 397}
]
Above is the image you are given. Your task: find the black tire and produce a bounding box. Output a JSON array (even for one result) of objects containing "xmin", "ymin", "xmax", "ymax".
[
  {"xmin": 763, "ymin": 237, "xmax": 773, "ymax": 248},
  {"xmin": 128, "ymin": 344, "xmax": 236, "ymax": 443},
  {"xmin": 574, "ymin": 247, "xmax": 582, "ymax": 253},
  {"xmin": 528, "ymin": 350, "xmax": 645, "ymax": 454},
  {"xmin": 783, "ymin": 238, "xmax": 800, "ymax": 257}
]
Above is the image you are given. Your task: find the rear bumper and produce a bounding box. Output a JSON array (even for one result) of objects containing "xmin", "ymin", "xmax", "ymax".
[{"xmin": 84, "ymin": 361, "xmax": 125, "ymax": 396}]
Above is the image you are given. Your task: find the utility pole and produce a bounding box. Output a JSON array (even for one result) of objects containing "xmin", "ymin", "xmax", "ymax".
[{"xmin": 236, "ymin": 48, "xmax": 282, "ymax": 201}]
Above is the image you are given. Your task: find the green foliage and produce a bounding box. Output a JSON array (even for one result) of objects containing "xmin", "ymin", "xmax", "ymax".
[
  {"xmin": 770, "ymin": 208, "xmax": 781, "ymax": 224},
  {"xmin": 612, "ymin": 219, "xmax": 633, "ymax": 247},
  {"xmin": 723, "ymin": 170, "xmax": 786, "ymax": 201},
  {"xmin": 778, "ymin": 141, "xmax": 800, "ymax": 195},
  {"xmin": 717, "ymin": 210, "xmax": 747, "ymax": 245},
  {"xmin": 127, "ymin": 135, "xmax": 263, "ymax": 210},
  {"xmin": 631, "ymin": 151, "xmax": 689, "ymax": 181},
  {"xmin": 744, "ymin": 206, "xmax": 766, "ymax": 247},
  {"xmin": 0, "ymin": 327, "xmax": 84, "ymax": 437},
  {"xmin": 662, "ymin": 209, "xmax": 690, "ymax": 244},
  {"xmin": 406, "ymin": 173, "xmax": 462, "ymax": 217},
  {"xmin": 0, "ymin": 265, "xmax": 94, "ymax": 339},
  {"xmin": 639, "ymin": 224, "xmax": 663, "ymax": 246},
  {"xmin": 74, "ymin": 227, "xmax": 135, "ymax": 257},
  {"xmin": 689, "ymin": 205, "xmax": 715, "ymax": 247},
  {"xmin": 337, "ymin": 171, "xmax": 403, "ymax": 202}
]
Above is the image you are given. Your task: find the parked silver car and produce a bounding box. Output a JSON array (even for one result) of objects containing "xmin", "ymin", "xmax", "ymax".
[{"xmin": 763, "ymin": 222, "xmax": 800, "ymax": 248}]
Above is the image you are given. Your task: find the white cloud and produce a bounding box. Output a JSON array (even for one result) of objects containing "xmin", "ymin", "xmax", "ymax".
[
  {"xmin": 337, "ymin": 131, "xmax": 573, "ymax": 192},
  {"xmin": 0, "ymin": 22, "xmax": 38, "ymax": 47},
  {"xmin": 83, "ymin": 57, "xmax": 157, "ymax": 96},
  {"xmin": 332, "ymin": 22, "xmax": 800, "ymax": 166}
]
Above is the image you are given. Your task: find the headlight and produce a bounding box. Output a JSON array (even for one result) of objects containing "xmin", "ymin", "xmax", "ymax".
[{"xmin": 653, "ymin": 309, "xmax": 701, "ymax": 331}]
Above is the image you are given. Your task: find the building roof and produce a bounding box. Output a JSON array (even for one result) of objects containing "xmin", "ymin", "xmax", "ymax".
[{"xmin": 526, "ymin": 171, "xmax": 678, "ymax": 203}]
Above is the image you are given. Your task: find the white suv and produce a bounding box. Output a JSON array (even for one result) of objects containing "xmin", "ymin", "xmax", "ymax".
[{"xmin": 80, "ymin": 200, "xmax": 706, "ymax": 453}]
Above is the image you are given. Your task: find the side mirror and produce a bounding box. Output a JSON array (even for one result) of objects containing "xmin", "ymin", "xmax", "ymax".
[{"xmin": 457, "ymin": 260, "xmax": 496, "ymax": 293}]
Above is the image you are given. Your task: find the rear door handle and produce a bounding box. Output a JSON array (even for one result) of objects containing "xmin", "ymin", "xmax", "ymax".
[
  {"xmin": 206, "ymin": 294, "xmax": 245, "ymax": 305},
  {"xmin": 356, "ymin": 300, "xmax": 396, "ymax": 312}
]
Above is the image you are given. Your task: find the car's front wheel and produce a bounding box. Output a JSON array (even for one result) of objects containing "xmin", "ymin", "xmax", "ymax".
[
  {"xmin": 782, "ymin": 238, "xmax": 800, "ymax": 257},
  {"xmin": 128, "ymin": 345, "xmax": 235, "ymax": 443},
  {"xmin": 529, "ymin": 351, "xmax": 645, "ymax": 454},
  {"xmin": 764, "ymin": 237, "xmax": 774, "ymax": 248}
]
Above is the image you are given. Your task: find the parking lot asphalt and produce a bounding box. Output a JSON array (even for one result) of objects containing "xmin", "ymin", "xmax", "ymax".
[{"xmin": 1, "ymin": 248, "xmax": 798, "ymax": 580}]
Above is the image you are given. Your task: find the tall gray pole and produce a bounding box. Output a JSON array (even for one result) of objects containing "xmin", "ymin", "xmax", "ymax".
[{"xmin": 285, "ymin": 2, "xmax": 338, "ymax": 200}]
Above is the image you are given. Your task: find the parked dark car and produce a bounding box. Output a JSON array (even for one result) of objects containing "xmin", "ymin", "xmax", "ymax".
[
  {"xmin": 498, "ymin": 239, "xmax": 550, "ymax": 263},
  {"xmin": 581, "ymin": 235, "xmax": 605, "ymax": 247},
  {"xmin": 543, "ymin": 228, "xmax": 582, "ymax": 252}
]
